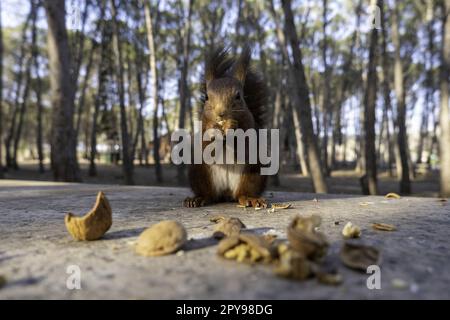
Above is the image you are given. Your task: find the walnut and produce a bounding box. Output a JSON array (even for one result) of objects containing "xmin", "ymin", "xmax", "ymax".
[{"xmin": 135, "ymin": 220, "xmax": 187, "ymax": 257}]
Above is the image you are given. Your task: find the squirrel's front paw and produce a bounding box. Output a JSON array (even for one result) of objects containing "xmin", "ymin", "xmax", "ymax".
[
  {"xmin": 238, "ymin": 196, "xmax": 268, "ymax": 209},
  {"xmin": 184, "ymin": 197, "xmax": 206, "ymax": 208}
]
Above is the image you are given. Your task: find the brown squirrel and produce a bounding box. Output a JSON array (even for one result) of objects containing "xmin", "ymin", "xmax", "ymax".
[{"xmin": 183, "ymin": 46, "xmax": 268, "ymax": 208}]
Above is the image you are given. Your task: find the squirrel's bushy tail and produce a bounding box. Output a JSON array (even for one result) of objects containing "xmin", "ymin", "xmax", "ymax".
[{"xmin": 200, "ymin": 46, "xmax": 268, "ymax": 129}]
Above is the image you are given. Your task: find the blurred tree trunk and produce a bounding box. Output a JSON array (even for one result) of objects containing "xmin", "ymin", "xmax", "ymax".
[
  {"xmin": 134, "ymin": 44, "xmax": 147, "ymax": 166},
  {"xmin": 12, "ymin": 0, "xmax": 38, "ymax": 170},
  {"xmin": 439, "ymin": 0, "xmax": 450, "ymax": 197},
  {"xmin": 89, "ymin": 5, "xmax": 108, "ymax": 177},
  {"xmin": 44, "ymin": 0, "xmax": 81, "ymax": 182},
  {"xmin": 176, "ymin": 0, "xmax": 193, "ymax": 184},
  {"xmin": 270, "ymin": 0, "xmax": 328, "ymax": 193},
  {"xmin": 31, "ymin": 0, "xmax": 45, "ymax": 173},
  {"xmin": 391, "ymin": 4, "xmax": 411, "ymax": 194},
  {"xmin": 33, "ymin": 58, "xmax": 45, "ymax": 174},
  {"xmin": 427, "ymin": 6, "xmax": 439, "ymax": 166},
  {"xmin": 144, "ymin": 0, "xmax": 163, "ymax": 183},
  {"xmin": 321, "ymin": 0, "xmax": 331, "ymax": 176},
  {"xmin": 5, "ymin": 11, "xmax": 32, "ymax": 169},
  {"xmin": 159, "ymin": 54, "xmax": 171, "ymax": 142},
  {"xmin": 110, "ymin": 0, "xmax": 134, "ymax": 185},
  {"xmin": 71, "ymin": 0, "xmax": 90, "ymax": 93},
  {"xmin": 12, "ymin": 52, "xmax": 32, "ymax": 170},
  {"xmin": 379, "ymin": 0, "xmax": 394, "ymax": 176},
  {"xmin": 125, "ymin": 46, "xmax": 136, "ymax": 141},
  {"xmin": 362, "ymin": 0, "xmax": 380, "ymax": 195},
  {"xmin": 76, "ymin": 40, "xmax": 97, "ymax": 140},
  {"xmin": 420, "ymin": 9, "xmax": 435, "ymax": 168},
  {"xmin": 271, "ymin": 75, "xmax": 282, "ymax": 186},
  {"xmin": 0, "ymin": 1, "xmax": 3, "ymax": 178}
]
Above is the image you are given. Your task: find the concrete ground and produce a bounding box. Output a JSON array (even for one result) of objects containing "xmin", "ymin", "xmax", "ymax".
[{"xmin": 0, "ymin": 179, "xmax": 449, "ymax": 299}]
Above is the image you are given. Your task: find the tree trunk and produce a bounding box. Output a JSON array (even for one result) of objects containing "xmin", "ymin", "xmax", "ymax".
[
  {"xmin": 89, "ymin": 21, "xmax": 108, "ymax": 177},
  {"xmin": 5, "ymin": 11, "xmax": 32, "ymax": 168},
  {"xmin": 76, "ymin": 40, "xmax": 97, "ymax": 140},
  {"xmin": 362, "ymin": 0, "xmax": 380, "ymax": 195},
  {"xmin": 144, "ymin": 0, "xmax": 163, "ymax": 183},
  {"xmin": 439, "ymin": 0, "xmax": 450, "ymax": 197},
  {"xmin": 13, "ymin": 1, "xmax": 41, "ymax": 170},
  {"xmin": 270, "ymin": 0, "xmax": 328, "ymax": 193},
  {"xmin": 29, "ymin": 0, "xmax": 45, "ymax": 173},
  {"xmin": 321, "ymin": 0, "xmax": 331, "ymax": 176},
  {"xmin": 176, "ymin": 0, "xmax": 193, "ymax": 184},
  {"xmin": 44, "ymin": 0, "xmax": 81, "ymax": 182},
  {"xmin": 0, "ymin": 1, "xmax": 3, "ymax": 178},
  {"xmin": 71, "ymin": 0, "xmax": 90, "ymax": 93},
  {"xmin": 133, "ymin": 46, "xmax": 147, "ymax": 166},
  {"xmin": 110, "ymin": 0, "xmax": 134, "ymax": 185},
  {"xmin": 379, "ymin": 3, "xmax": 395, "ymax": 177},
  {"xmin": 391, "ymin": 4, "xmax": 411, "ymax": 194}
]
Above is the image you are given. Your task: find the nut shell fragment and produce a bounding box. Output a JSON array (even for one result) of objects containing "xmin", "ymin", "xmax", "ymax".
[
  {"xmin": 211, "ymin": 217, "xmax": 246, "ymax": 239},
  {"xmin": 342, "ymin": 222, "xmax": 361, "ymax": 238},
  {"xmin": 287, "ymin": 215, "xmax": 328, "ymax": 260},
  {"xmin": 274, "ymin": 249, "xmax": 312, "ymax": 280},
  {"xmin": 136, "ymin": 220, "xmax": 187, "ymax": 257},
  {"xmin": 65, "ymin": 192, "xmax": 112, "ymax": 241},
  {"xmin": 340, "ymin": 242, "xmax": 380, "ymax": 271}
]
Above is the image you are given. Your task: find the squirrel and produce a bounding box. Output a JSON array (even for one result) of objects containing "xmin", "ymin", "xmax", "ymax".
[{"xmin": 183, "ymin": 46, "xmax": 268, "ymax": 208}]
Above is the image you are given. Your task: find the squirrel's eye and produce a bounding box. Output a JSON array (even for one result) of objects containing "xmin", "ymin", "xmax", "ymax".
[{"xmin": 235, "ymin": 91, "xmax": 241, "ymax": 100}]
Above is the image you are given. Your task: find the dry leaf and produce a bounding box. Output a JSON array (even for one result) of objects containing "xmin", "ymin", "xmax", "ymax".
[
  {"xmin": 135, "ymin": 220, "xmax": 187, "ymax": 257},
  {"xmin": 217, "ymin": 234, "xmax": 273, "ymax": 264},
  {"xmin": 212, "ymin": 217, "xmax": 246, "ymax": 239},
  {"xmin": 287, "ymin": 215, "xmax": 328, "ymax": 260},
  {"xmin": 271, "ymin": 203, "xmax": 292, "ymax": 210},
  {"xmin": 340, "ymin": 242, "xmax": 380, "ymax": 271},
  {"xmin": 372, "ymin": 222, "xmax": 396, "ymax": 231},
  {"xmin": 342, "ymin": 222, "xmax": 361, "ymax": 238},
  {"xmin": 65, "ymin": 191, "xmax": 112, "ymax": 241},
  {"xmin": 385, "ymin": 192, "xmax": 401, "ymax": 199}
]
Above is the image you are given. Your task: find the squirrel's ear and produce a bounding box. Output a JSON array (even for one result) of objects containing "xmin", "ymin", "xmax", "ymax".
[
  {"xmin": 205, "ymin": 46, "xmax": 233, "ymax": 85},
  {"xmin": 232, "ymin": 46, "xmax": 252, "ymax": 85}
]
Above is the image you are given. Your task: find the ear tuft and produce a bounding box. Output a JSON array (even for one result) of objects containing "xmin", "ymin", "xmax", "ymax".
[
  {"xmin": 205, "ymin": 46, "xmax": 234, "ymax": 85},
  {"xmin": 232, "ymin": 45, "xmax": 252, "ymax": 85}
]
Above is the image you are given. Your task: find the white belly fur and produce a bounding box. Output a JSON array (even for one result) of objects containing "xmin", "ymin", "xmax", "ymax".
[{"xmin": 209, "ymin": 164, "xmax": 244, "ymax": 198}]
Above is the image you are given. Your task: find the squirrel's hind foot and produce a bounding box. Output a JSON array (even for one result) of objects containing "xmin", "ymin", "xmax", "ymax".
[
  {"xmin": 184, "ymin": 196, "xmax": 206, "ymax": 208},
  {"xmin": 238, "ymin": 196, "xmax": 268, "ymax": 208}
]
